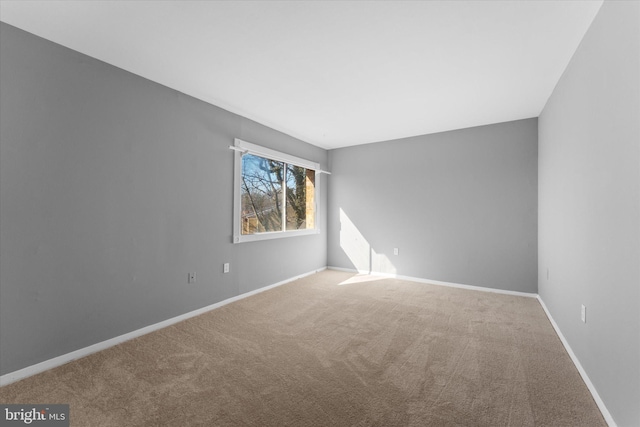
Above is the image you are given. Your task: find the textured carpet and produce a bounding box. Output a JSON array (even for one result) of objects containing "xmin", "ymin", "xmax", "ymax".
[{"xmin": 1, "ymin": 270, "xmax": 605, "ymax": 426}]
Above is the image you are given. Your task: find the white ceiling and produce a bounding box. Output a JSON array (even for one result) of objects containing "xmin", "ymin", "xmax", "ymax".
[{"xmin": 0, "ymin": 1, "xmax": 602, "ymax": 149}]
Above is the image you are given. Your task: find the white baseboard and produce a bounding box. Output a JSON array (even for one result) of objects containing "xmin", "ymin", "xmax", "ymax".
[
  {"xmin": 0, "ymin": 265, "xmax": 616, "ymax": 427},
  {"xmin": 0, "ymin": 267, "xmax": 325, "ymax": 387},
  {"xmin": 327, "ymin": 266, "xmax": 538, "ymax": 298},
  {"xmin": 536, "ymin": 296, "xmax": 616, "ymax": 427},
  {"xmin": 330, "ymin": 268, "xmax": 614, "ymax": 424}
]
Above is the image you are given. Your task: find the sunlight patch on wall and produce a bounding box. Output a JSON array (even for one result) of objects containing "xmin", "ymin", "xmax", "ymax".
[{"xmin": 339, "ymin": 208, "xmax": 396, "ymax": 276}]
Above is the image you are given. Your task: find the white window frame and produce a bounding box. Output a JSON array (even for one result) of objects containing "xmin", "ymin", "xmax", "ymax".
[{"xmin": 232, "ymin": 138, "xmax": 321, "ymax": 244}]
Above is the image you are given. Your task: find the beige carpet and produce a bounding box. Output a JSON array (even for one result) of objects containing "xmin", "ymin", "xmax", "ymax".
[{"xmin": 1, "ymin": 270, "xmax": 605, "ymax": 426}]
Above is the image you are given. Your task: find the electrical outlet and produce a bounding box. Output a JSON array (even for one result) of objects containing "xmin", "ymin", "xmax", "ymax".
[
  {"xmin": 581, "ymin": 304, "xmax": 586, "ymax": 323},
  {"xmin": 188, "ymin": 272, "xmax": 196, "ymax": 284},
  {"xmin": 393, "ymin": 248, "xmax": 399, "ymax": 256},
  {"xmin": 223, "ymin": 263, "xmax": 230, "ymax": 273}
]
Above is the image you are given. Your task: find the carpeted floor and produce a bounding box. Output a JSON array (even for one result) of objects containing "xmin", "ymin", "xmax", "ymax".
[{"xmin": 0, "ymin": 270, "xmax": 605, "ymax": 426}]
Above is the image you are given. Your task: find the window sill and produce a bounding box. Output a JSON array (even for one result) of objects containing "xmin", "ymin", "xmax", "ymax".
[{"xmin": 233, "ymin": 228, "xmax": 320, "ymax": 244}]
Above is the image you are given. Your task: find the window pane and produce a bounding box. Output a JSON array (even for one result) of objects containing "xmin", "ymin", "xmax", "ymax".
[
  {"xmin": 241, "ymin": 154, "xmax": 284, "ymax": 234},
  {"xmin": 285, "ymin": 165, "xmax": 315, "ymax": 230}
]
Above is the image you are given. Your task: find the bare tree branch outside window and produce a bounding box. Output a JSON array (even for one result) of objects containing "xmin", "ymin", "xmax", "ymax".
[{"xmin": 241, "ymin": 153, "xmax": 315, "ymax": 235}]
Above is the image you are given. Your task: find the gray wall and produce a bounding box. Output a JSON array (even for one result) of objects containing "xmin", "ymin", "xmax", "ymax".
[
  {"xmin": 0, "ymin": 23, "xmax": 328, "ymax": 376},
  {"xmin": 327, "ymin": 118, "xmax": 538, "ymax": 293},
  {"xmin": 538, "ymin": 1, "xmax": 639, "ymax": 425}
]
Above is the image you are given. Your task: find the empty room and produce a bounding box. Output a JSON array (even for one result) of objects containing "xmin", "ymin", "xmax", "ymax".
[{"xmin": 0, "ymin": 1, "xmax": 638, "ymax": 426}]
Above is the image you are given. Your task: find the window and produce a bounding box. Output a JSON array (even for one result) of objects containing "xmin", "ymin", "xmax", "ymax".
[{"xmin": 232, "ymin": 139, "xmax": 320, "ymax": 243}]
